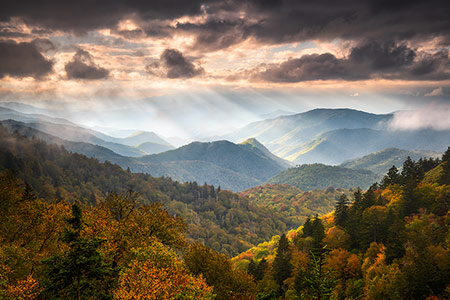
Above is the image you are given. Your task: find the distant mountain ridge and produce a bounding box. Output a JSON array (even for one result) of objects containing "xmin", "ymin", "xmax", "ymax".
[
  {"xmin": 222, "ymin": 108, "xmax": 450, "ymax": 165},
  {"xmin": 135, "ymin": 139, "xmax": 290, "ymax": 191},
  {"xmin": 0, "ymin": 106, "xmax": 174, "ymax": 156},
  {"xmin": 292, "ymin": 128, "xmax": 450, "ymax": 165},
  {"xmin": 0, "ymin": 120, "xmax": 288, "ymax": 191},
  {"xmin": 222, "ymin": 108, "xmax": 392, "ymax": 162}
]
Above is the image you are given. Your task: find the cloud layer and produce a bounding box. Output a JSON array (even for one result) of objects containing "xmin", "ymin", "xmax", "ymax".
[
  {"xmin": 3, "ymin": 0, "xmax": 450, "ymax": 47},
  {"xmin": 1, "ymin": 0, "xmax": 450, "ymax": 103},
  {"xmin": 253, "ymin": 41, "xmax": 450, "ymax": 82},
  {"xmin": 389, "ymin": 104, "xmax": 450, "ymax": 131},
  {"xmin": 146, "ymin": 49, "xmax": 204, "ymax": 78},
  {"xmin": 0, "ymin": 40, "xmax": 53, "ymax": 78},
  {"xmin": 65, "ymin": 49, "xmax": 109, "ymax": 80}
]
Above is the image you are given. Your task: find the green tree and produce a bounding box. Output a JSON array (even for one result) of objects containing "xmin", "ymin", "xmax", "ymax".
[
  {"xmin": 440, "ymin": 147, "xmax": 450, "ymax": 185},
  {"xmin": 380, "ymin": 165, "xmax": 401, "ymax": 189},
  {"xmin": 255, "ymin": 258, "xmax": 268, "ymax": 282},
  {"xmin": 334, "ymin": 194, "xmax": 349, "ymax": 227},
  {"xmin": 294, "ymin": 246, "xmax": 335, "ymax": 300},
  {"xmin": 272, "ymin": 234, "xmax": 292, "ymax": 295},
  {"xmin": 41, "ymin": 204, "xmax": 117, "ymax": 300}
]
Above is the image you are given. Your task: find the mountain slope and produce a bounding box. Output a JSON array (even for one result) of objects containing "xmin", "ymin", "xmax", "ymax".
[
  {"xmin": 0, "ymin": 106, "xmax": 77, "ymax": 127},
  {"xmin": 136, "ymin": 139, "xmax": 289, "ymax": 190},
  {"xmin": 92, "ymin": 130, "xmax": 173, "ymax": 149},
  {"xmin": 136, "ymin": 141, "xmax": 175, "ymax": 154},
  {"xmin": 241, "ymin": 184, "xmax": 351, "ymax": 226},
  {"xmin": 0, "ymin": 119, "xmax": 133, "ymax": 165},
  {"xmin": 340, "ymin": 147, "xmax": 442, "ymax": 175},
  {"xmin": 289, "ymin": 128, "xmax": 450, "ymax": 165},
  {"xmin": 135, "ymin": 160, "xmax": 261, "ymax": 191},
  {"xmin": 19, "ymin": 120, "xmax": 148, "ymax": 157},
  {"xmin": 240, "ymin": 138, "xmax": 293, "ymax": 169},
  {"xmin": 121, "ymin": 131, "xmax": 173, "ymax": 147},
  {"xmin": 267, "ymin": 163, "xmax": 380, "ymax": 190}
]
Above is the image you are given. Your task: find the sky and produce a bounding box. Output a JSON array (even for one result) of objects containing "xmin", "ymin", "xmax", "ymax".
[{"xmin": 1, "ymin": 0, "xmax": 450, "ymax": 138}]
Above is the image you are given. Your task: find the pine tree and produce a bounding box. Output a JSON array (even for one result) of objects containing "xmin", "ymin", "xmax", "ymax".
[
  {"xmin": 311, "ymin": 216, "xmax": 325, "ymax": 254},
  {"xmin": 401, "ymin": 156, "xmax": 424, "ymax": 185},
  {"xmin": 254, "ymin": 258, "xmax": 267, "ymax": 281},
  {"xmin": 302, "ymin": 217, "xmax": 313, "ymax": 237},
  {"xmin": 440, "ymin": 147, "xmax": 450, "ymax": 185},
  {"xmin": 247, "ymin": 260, "xmax": 257, "ymax": 279},
  {"xmin": 380, "ymin": 165, "xmax": 401, "ymax": 188},
  {"xmin": 295, "ymin": 246, "xmax": 335, "ymax": 300},
  {"xmin": 41, "ymin": 204, "xmax": 117, "ymax": 300},
  {"xmin": 334, "ymin": 194, "xmax": 349, "ymax": 228},
  {"xmin": 272, "ymin": 234, "xmax": 292, "ymax": 295}
]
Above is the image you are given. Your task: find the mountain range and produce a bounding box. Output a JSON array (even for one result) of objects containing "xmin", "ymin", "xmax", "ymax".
[
  {"xmin": 1, "ymin": 103, "xmax": 447, "ymax": 192},
  {"xmin": 0, "ymin": 106, "xmax": 174, "ymax": 156},
  {"xmin": 0, "ymin": 118, "xmax": 290, "ymax": 191},
  {"xmin": 222, "ymin": 108, "xmax": 450, "ymax": 165}
]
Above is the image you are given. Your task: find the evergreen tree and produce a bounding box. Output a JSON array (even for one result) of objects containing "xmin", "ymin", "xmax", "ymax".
[
  {"xmin": 294, "ymin": 246, "xmax": 335, "ymax": 300},
  {"xmin": 360, "ymin": 186, "xmax": 377, "ymax": 211},
  {"xmin": 440, "ymin": 147, "xmax": 450, "ymax": 185},
  {"xmin": 401, "ymin": 156, "xmax": 424, "ymax": 185},
  {"xmin": 210, "ymin": 185, "xmax": 216, "ymax": 199},
  {"xmin": 22, "ymin": 182, "xmax": 37, "ymax": 202},
  {"xmin": 384, "ymin": 211, "xmax": 406, "ymax": 264},
  {"xmin": 311, "ymin": 216, "xmax": 325, "ymax": 253},
  {"xmin": 41, "ymin": 204, "xmax": 117, "ymax": 300},
  {"xmin": 254, "ymin": 258, "xmax": 267, "ymax": 281},
  {"xmin": 302, "ymin": 217, "xmax": 313, "ymax": 237},
  {"xmin": 247, "ymin": 260, "xmax": 257, "ymax": 279},
  {"xmin": 301, "ymin": 216, "xmax": 325, "ymax": 253},
  {"xmin": 334, "ymin": 194, "xmax": 349, "ymax": 227},
  {"xmin": 350, "ymin": 187, "xmax": 364, "ymax": 213},
  {"xmin": 272, "ymin": 234, "xmax": 292, "ymax": 294},
  {"xmin": 380, "ymin": 165, "xmax": 401, "ymax": 188},
  {"xmin": 247, "ymin": 258, "xmax": 267, "ymax": 282}
]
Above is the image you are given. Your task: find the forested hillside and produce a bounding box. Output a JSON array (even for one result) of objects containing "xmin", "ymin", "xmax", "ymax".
[
  {"xmin": 0, "ymin": 174, "xmax": 257, "ymax": 299},
  {"xmin": 233, "ymin": 150, "xmax": 450, "ymax": 299},
  {"xmin": 0, "ymin": 126, "xmax": 294, "ymax": 256},
  {"xmin": 241, "ymin": 184, "xmax": 351, "ymax": 227},
  {"xmin": 267, "ymin": 164, "xmax": 379, "ymax": 190},
  {"xmin": 135, "ymin": 139, "xmax": 289, "ymax": 191},
  {"xmin": 340, "ymin": 147, "xmax": 441, "ymax": 175}
]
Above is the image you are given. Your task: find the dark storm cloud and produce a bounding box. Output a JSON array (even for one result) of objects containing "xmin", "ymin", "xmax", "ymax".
[
  {"xmin": 176, "ymin": 19, "xmax": 248, "ymax": 51},
  {"xmin": 65, "ymin": 49, "xmax": 109, "ymax": 80},
  {"xmin": 256, "ymin": 41, "xmax": 450, "ymax": 82},
  {"xmin": 0, "ymin": 40, "xmax": 53, "ymax": 79},
  {"xmin": 0, "ymin": 0, "xmax": 206, "ymax": 33},
  {"xmin": 177, "ymin": 0, "xmax": 450, "ymax": 50},
  {"xmin": 3, "ymin": 1, "xmax": 450, "ymax": 48},
  {"xmin": 146, "ymin": 49, "xmax": 204, "ymax": 79},
  {"xmin": 349, "ymin": 41, "xmax": 416, "ymax": 71},
  {"xmin": 244, "ymin": 0, "xmax": 450, "ymax": 44}
]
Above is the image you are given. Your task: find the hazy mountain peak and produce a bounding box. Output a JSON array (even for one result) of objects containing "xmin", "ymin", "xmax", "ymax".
[{"xmin": 240, "ymin": 137, "xmax": 265, "ymax": 148}]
